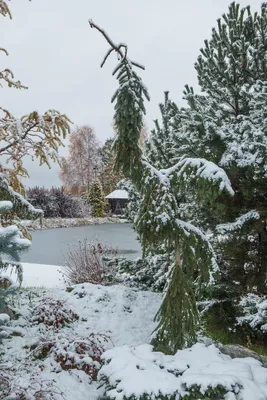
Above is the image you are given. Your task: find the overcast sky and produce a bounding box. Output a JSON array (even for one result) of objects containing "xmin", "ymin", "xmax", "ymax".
[{"xmin": 1, "ymin": 0, "xmax": 263, "ymax": 188}]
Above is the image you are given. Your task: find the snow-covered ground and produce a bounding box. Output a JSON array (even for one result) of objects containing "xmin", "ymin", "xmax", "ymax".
[
  {"xmin": 1, "ymin": 264, "xmax": 267, "ymax": 400},
  {"xmin": 22, "ymin": 263, "xmax": 65, "ymax": 288},
  {"xmin": 22, "ymin": 216, "xmax": 128, "ymax": 231},
  {"xmin": 1, "ymin": 263, "xmax": 161, "ymax": 399}
]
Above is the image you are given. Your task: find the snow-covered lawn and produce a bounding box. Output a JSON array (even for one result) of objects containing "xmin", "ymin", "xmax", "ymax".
[
  {"xmin": 1, "ymin": 263, "xmax": 267, "ymax": 399},
  {"xmin": 22, "ymin": 263, "xmax": 65, "ymax": 288}
]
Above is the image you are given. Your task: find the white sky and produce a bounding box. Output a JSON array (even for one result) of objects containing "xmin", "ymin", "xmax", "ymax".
[{"xmin": 1, "ymin": 0, "xmax": 263, "ymax": 188}]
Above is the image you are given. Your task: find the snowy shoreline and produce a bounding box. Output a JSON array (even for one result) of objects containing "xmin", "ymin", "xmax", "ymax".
[{"xmin": 22, "ymin": 216, "xmax": 129, "ymax": 231}]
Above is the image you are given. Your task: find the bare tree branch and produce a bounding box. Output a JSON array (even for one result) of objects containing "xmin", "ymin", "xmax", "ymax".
[{"xmin": 89, "ymin": 19, "xmax": 145, "ymax": 71}]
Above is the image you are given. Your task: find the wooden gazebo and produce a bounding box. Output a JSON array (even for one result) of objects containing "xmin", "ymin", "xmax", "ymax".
[{"xmin": 105, "ymin": 189, "xmax": 129, "ymax": 215}]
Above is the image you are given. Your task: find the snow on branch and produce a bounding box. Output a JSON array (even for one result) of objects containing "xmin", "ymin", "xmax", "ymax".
[
  {"xmin": 0, "ymin": 173, "xmax": 43, "ymax": 218},
  {"xmin": 162, "ymin": 157, "xmax": 234, "ymax": 196},
  {"xmin": 142, "ymin": 156, "xmax": 234, "ymax": 197},
  {"xmin": 216, "ymin": 211, "xmax": 260, "ymax": 234},
  {"xmin": 176, "ymin": 218, "xmax": 219, "ymax": 284},
  {"xmin": 89, "ymin": 20, "xmax": 145, "ymax": 71}
]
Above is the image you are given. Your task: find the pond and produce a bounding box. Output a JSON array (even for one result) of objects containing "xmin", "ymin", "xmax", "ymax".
[{"xmin": 21, "ymin": 223, "xmax": 142, "ymax": 266}]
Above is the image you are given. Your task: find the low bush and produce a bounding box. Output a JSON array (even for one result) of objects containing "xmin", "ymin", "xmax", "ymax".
[
  {"xmin": 30, "ymin": 333, "xmax": 109, "ymax": 381},
  {"xmin": 63, "ymin": 239, "xmax": 118, "ymax": 285},
  {"xmin": 0, "ymin": 369, "xmax": 65, "ymax": 400},
  {"xmin": 31, "ymin": 298, "xmax": 79, "ymax": 328},
  {"xmin": 104, "ymin": 254, "xmax": 171, "ymax": 292}
]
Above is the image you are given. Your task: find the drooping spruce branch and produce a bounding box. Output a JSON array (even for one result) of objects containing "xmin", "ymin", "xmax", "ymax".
[{"xmin": 90, "ymin": 21, "xmax": 234, "ymax": 353}]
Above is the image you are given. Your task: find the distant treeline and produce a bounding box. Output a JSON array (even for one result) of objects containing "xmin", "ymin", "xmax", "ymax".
[{"xmin": 27, "ymin": 187, "xmax": 90, "ymax": 218}]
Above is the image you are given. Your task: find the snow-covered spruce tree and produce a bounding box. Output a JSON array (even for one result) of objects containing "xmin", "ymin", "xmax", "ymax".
[
  {"xmin": 84, "ymin": 178, "xmax": 105, "ymax": 217},
  {"xmin": 168, "ymin": 2, "xmax": 267, "ymax": 338},
  {"xmin": 89, "ymin": 21, "xmax": 234, "ymax": 353}
]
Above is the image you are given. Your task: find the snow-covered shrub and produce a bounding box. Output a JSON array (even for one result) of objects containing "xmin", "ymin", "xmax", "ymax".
[
  {"xmin": 0, "ymin": 370, "xmax": 11, "ymax": 397},
  {"xmin": 30, "ymin": 333, "xmax": 109, "ymax": 381},
  {"xmin": 53, "ymin": 333, "xmax": 108, "ymax": 380},
  {"xmin": 98, "ymin": 343, "xmax": 267, "ymax": 400},
  {"xmin": 0, "ymin": 369, "xmax": 65, "ymax": 400},
  {"xmin": 237, "ymin": 294, "xmax": 267, "ymax": 333},
  {"xmin": 105, "ymin": 254, "xmax": 171, "ymax": 292},
  {"xmin": 31, "ymin": 298, "xmax": 79, "ymax": 328},
  {"xmin": 63, "ymin": 239, "xmax": 118, "ymax": 285},
  {"xmin": 27, "ymin": 186, "xmax": 90, "ymax": 218}
]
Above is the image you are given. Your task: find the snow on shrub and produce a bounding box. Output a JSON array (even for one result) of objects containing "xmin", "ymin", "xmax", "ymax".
[
  {"xmin": 31, "ymin": 298, "xmax": 79, "ymax": 328},
  {"xmin": 237, "ymin": 293, "xmax": 267, "ymax": 332},
  {"xmin": 63, "ymin": 239, "xmax": 118, "ymax": 285},
  {"xmin": 53, "ymin": 333, "xmax": 109, "ymax": 380},
  {"xmin": 0, "ymin": 369, "xmax": 65, "ymax": 400},
  {"xmin": 30, "ymin": 333, "xmax": 110, "ymax": 381},
  {"xmin": 98, "ymin": 343, "xmax": 267, "ymax": 400},
  {"xmin": 108, "ymin": 254, "xmax": 171, "ymax": 292}
]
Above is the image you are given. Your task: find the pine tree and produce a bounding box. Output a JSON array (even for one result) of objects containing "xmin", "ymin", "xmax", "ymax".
[
  {"xmin": 90, "ymin": 20, "xmax": 234, "ymax": 353},
  {"xmin": 84, "ymin": 178, "xmax": 105, "ymax": 217},
  {"xmin": 168, "ymin": 3, "xmax": 267, "ymax": 337}
]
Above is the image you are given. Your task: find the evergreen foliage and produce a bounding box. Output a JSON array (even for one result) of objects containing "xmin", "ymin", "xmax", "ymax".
[
  {"xmin": 90, "ymin": 20, "xmax": 233, "ymax": 353},
  {"xmin": 117, "ymin": 178, "xmax": 141, "ymax": 222},
  {"xmin": 84, "ymin": 178, "xmax": 105, "ymax": 217},
  {"xmin": 165, "ymin": 2, "xmax": 267, "ymax": 339},
  {"xmin": 144, "ymin": 2, "xmax": 267, "ymax": 345},
  {"xmin": 104, "ymin": 253, "xmax": 170, "ymax": 292},
  {"xmin": 145, "ymin": 92, "xmax": 176, "ymax": 169},
  {"xmin": 99, "ymin": 138, "xmax": 123, "ymax": 196}
]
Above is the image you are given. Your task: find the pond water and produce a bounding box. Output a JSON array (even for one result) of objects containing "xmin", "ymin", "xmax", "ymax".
[{"xmin": 21, "ymin": 223, "xmax": 142, "ymax": 265}]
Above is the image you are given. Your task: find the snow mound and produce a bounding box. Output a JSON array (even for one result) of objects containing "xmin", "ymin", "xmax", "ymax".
[
  {"xmin": 1, "ymin": 283, "xmax": 161, "ymax": 400},
  {"xmin": 100, "ymin": 343, "xmax": 267, "ymax": 400}
]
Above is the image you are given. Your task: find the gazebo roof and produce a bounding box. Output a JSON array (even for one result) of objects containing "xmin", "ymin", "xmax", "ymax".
[{"xmin": 105, "ymin": 189, "xmax": 129, "ymax": 200}]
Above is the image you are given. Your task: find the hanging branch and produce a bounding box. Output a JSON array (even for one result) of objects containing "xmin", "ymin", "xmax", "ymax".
[{"xmin": 89, "ymin": 20, "xmax": 149, "ymax": 181}]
